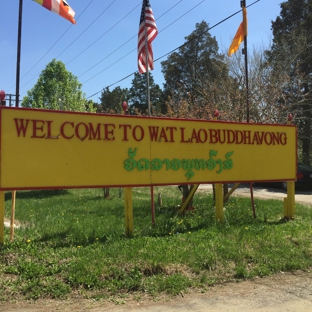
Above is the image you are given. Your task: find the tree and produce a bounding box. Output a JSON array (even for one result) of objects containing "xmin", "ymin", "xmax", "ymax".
[
  {"xmin": 265, "ymin": 0, "xmax": 312, "ymax": 165},
  {"xmin": 161, "ymin": 21, "xmax": 230, "ymax": 118},
  {"xmin": 128, "ymin": 72, "xmax": 164, "ymax": 115},
  {"xmin": 160, "ymin": 21, "xmax": 232, "ymax": 202},
  {"xmin": 98, "ymin": 86, "xmax": 130, "ymax": 114},
  {"xmin": 222, "ymin": 43, "xmax": 291, "ymax": 124},
  {"xmin": 21, "ymin": 59, "xmax": 95, "ymax": 112}
]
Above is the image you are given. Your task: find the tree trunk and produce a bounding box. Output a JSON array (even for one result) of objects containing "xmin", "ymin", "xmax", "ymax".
[
  {"xmin": 302, "ymin": 103, "xmax": 311, "ymax": 166},
  {"xmin": 182, "ymin": 185, "xmax": 194, "ymax": 208}
]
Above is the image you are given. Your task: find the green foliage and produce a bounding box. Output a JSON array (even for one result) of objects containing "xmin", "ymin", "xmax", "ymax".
[
  {"xmin": 99, "ymin": 86, "xmax": 130, "ymax": 113},
  {"xmin": 161, "ymin": 21, "xmax": 230, "ymax": 115},
  {"xmin": 1, "ymin": 187, "xmax": 312, "ymax": 302},
  {"xmin": 129, "ymin": 72, "xmax": 164, "ymax": 114},
  {"xmin": 21, "ymin": 59, "xmax": 96, "ymax": 113},
  {"xmin": 266, "ymin": 0, "xmax": 312, "ymax": 165}
]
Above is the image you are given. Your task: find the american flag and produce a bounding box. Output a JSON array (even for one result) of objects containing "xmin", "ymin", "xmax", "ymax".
[{"xmin": 138, "ymin": 0, "xmax": 158, "ymax": 74}]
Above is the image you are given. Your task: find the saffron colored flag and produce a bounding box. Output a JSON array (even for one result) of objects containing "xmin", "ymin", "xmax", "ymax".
[
  {"xmin": 228, "ymin": 6, "xmax": 247, "ymax": 56},
  {"xmin": 138, "ymin": 0, "xmax": 158, "ymax": 74},
  {"xmin": 34, "ymin": 0, "xmax": 76, "ymax": 24}
]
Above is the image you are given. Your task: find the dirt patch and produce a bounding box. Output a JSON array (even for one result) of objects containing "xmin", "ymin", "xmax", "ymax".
[{"xmin": 1, "ymin": 270, "xmax": 312, "ymax": 312}]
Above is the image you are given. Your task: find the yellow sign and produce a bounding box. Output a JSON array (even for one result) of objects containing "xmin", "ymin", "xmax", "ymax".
[{"xmin": 0, "ymin": 107, "xmax": 297, "ymax": 190}]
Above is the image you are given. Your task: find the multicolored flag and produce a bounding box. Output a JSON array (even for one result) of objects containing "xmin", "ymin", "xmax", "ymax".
[
  {"xmin": 228, "ymin": 6, "xmax": 247, "ymax": 56},
  {"xmin": 138, "ymin": 0, "xmax": 158, "ymax": 74},
  {"xmin": 33, "ymin": 0, "xmax": 76, "ymax": 24}
]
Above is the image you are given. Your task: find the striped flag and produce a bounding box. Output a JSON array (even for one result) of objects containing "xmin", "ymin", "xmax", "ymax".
[
  {"xmin": 228, "ymin": 5, "xmax": 247, "ymax": 56},
  {"xmin": 138, "ymin": 0, "xmax": 158, "ymax": 74},
  {"xmin": 34, "ymin": 0, "xmax": 76, "ymax": 24}
]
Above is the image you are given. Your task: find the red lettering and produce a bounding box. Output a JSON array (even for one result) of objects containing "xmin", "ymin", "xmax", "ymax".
[
  {"xmin": 75, "ymin": 123, "xmax": 89, "ymax": 141},
  {"xmin": 209, "ymin": 129, "xmax": 218, "ymax": 143},
  {"xmin": 31, "ymin": 120, "xmax": 45, "ymax": 138},
  {"xmin": 119, "ymin": 124, "xmax": 131, "ymax": 141},
  {"xmin": 227, "ymin": 130, "xmax": 235, "ymax": 144},
  {"xmin": 217, "ymin": 129, "xmax": 225, "ymax": 144},
  {"xmin": 197, "ymin": 129, "xmax": 207, "ymax": 143},
  {"xmin": 60, "ymin": 122, "xmax": 74, "ymax": 139},
  {"xmin": 264, "ymin": 132, "xmax": 273, "ymax": 145},
  {"xmin": 159, "ymin": 127, "xmax": 169, "ymax": 142},
  {"xmin": 256, "ymin": 132, "xmax": 265, "ymax": 144},
  {"xmin": 243, "ymin": 130, "xmax": 252, "ymax": 144},
  {"xmin": 133, "ymin": 125, "xmax": 144, "ymax": 141},
  {"xmin": 280, "ymin": 132, "xmax": 287, "ymax": 145},
  {"xmin": 104, "ymin": 124, "xmax": 115, "ymax": 141},
  {"xmin": 149, "ymin": 126, "xmax": 176, "ymax": 142},
  {"xmin": 271, "ymin": 132, "xmax": 280, "ymax": 145},
  {"xmin": 235, "ymin": 130, "xmax": 244, "ymax": 144},
  {"xmin": 252, "ymin": 132, "xmax": 260, "ymax": 145},
  {"xmin": 190, "ymin": 129, "xmax": 198, "ymax": 143},
  {"xmin": 14, "ymin": 118, "xmax": 29, "ymax": 137},
  {"xmin": 46, "ymin": 120, "xmax": 54, "ymax": 138},
  {"xmin": 166, "ymin": 127, "xmax": 176, "ymax": 142},
  {"xmin": 89, "ymin": 123, "xmax": 101, "ymax": 140},
  {"xmin": 180, "ymin": 128, "xmax": 190, "ymax": 143},
  {"xmin": 148, "ymin": 126, "xmax": 159, "ymax": 141}
]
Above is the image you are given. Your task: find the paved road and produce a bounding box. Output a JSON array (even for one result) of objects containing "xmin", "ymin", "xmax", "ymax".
[{"xmin": 198, "ymin": 183, "xmax": 312, "ymax": 206}]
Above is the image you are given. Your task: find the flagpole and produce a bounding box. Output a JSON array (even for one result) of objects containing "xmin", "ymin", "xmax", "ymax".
[
  {"xmin": 16, "ymin": 0, "xmax": 23, "ymax": 108},
  {"xmin": 241, "ymin": 0, "xmax": 249, "ymax": 122},
  {"xmin": 144, "ymin": 23, "xmax": 151, "ymax": 116},
  {"xmin": 11, "ymin": 0, "xmax": 23, "ymax": 241},
  {"xmin": 241, "ymin": 0, "xmax": 255, "ymax": 216},
  {"xmin": 144, "ymin": 8, "xmax": 155, "ymax": 225}
]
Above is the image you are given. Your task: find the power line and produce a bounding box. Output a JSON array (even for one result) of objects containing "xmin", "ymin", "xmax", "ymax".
[
  {"xmin": 84, "ymin": 0, "xmax": 205, "ymax": 89},
  {"xmin": 86, "ymin": 0, "xmax": 260, "ymax": 99},
  {"xmin": 78, "ymin": 0, "xmax": 183, "ymax": 79},
  {"xmin": 19, "ymin": 0, "xmax": 140, "ymax": 93},
  {"xmin": 66, "ymin": 2, "xmax": 142, "ymax": 66},
  {"xmin": 11, "ymin": 0, "xmax": 95, "ymax": 91},
  {"xmin": 17, "ymin": 0, "xmax": 194, "ymax": 94},
  {"xmin": 55, "ymin": 0, "xmax": 118, "ymax": 59},
  {"xmin": 19, "ymin": 0, "xmax": 122, "ymax": 92}
]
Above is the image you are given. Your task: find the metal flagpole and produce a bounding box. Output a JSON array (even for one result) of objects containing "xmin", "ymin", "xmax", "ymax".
[
  {"xmin": 16, "ymin": 0, "xmax": 23, "ymax": 108},
  {"xmin": 144, "ymin": 24, "xmax": 151, "ymax": 116},
  {"xmin": 241, "ymin": 0, "xmax": 255, "ymax": 217},
  {"xmin": 241, "ymin": 0, "xmax": 249, "ymax": 122},
  {"xmin": 11, "ymin": 0, "xmax": 23, "ymax": 241},
  {"xmin": 144, "ymin": 6, "xmax": 155, "ymax": 225}
]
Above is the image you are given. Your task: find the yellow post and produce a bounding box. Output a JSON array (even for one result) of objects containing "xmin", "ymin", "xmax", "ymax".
[
  {"xmin": 284, "ymin": 114, "xmax": 295, "ymax": 219},
  {"xmin": 121, "ymin": 102, "xmax": 133, "ymax": 237},
  {"xmin": 215, "ymin": 184, "xmax": 224, "ymax": 222},
  {"xmin": 124, "ymin": 187, "xmax": 133, "ymax": 237},
  {"xmin": 10, "ymin": 190, "xmax": 16, "ymax": 241},
  {"xmin": 212, "ymin": 110, "xmax": 224, "ymax": 222},
  {"xmin": 286, "ymin": 181, "xmax": 295, "ymax": 219},
  {"xmin": 0, "ymin": 191, "xmax": 5, "ymax": 244}
]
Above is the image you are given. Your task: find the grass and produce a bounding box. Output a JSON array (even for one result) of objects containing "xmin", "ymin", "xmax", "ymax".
[{"xmin": 1, "ymin": 186, "xmax": 312, "ymax": 302}]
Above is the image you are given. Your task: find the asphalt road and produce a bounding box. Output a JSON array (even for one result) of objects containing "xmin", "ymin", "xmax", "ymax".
[{"xmin": 198, "ymin": 183, "xmax": 312, "ymax": 206}]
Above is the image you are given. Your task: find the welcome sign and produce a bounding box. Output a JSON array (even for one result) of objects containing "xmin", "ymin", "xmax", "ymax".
[{"xmin": 0, "ymin": 107, "xmax": 297, "ymax": 190}]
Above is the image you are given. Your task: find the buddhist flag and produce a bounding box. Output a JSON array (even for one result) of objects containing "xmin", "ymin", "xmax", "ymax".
[
  {"xmin": 34, "ymin": 0, "xmax": 76, "ymax": 24},
  {"xmin": 228, "ymin": 6, "xmax": 247, "ymax": 56}
]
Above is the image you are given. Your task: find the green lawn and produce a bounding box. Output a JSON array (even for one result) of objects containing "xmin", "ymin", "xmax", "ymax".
[{"xmin": 1, "ymin": 186, "xmax": 312, "ymax": 301}]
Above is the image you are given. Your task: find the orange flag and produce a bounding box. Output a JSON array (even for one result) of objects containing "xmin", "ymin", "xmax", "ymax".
[
  {"xmin": 34, "ymin": 0, "xmax": 76, "ymax": 24},
  {"xmin": 228, "ymin": 6, "xmax": 247, "ymax": 56}
]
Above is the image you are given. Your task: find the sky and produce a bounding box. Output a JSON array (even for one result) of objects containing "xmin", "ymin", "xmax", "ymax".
[{"xmin": 0, "ymin": 0, "xmax": 283, "ymax": 105}]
